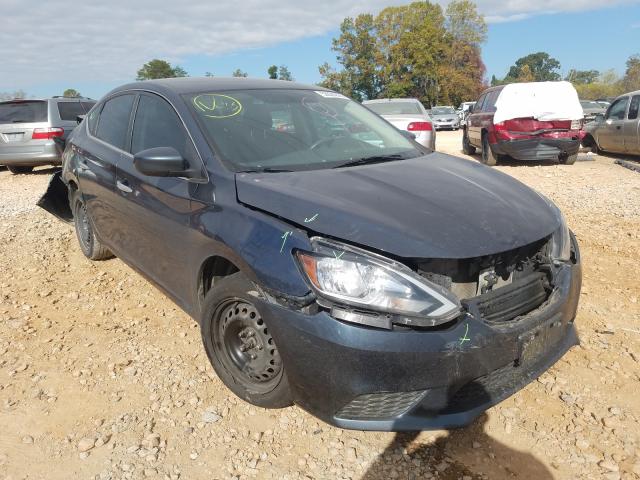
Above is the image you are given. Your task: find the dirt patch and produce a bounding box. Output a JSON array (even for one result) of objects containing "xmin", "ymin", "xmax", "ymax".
[{"xmin": 1, "ymin": 134, "xmax": 639, "ymax": 480}]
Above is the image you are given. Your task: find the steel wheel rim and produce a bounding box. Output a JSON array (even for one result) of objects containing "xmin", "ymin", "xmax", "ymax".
[
  {"xmin": 213, "ymin": 299, "xmax": 283, "ymax": 393},
  {"xmin": 75, "ymin": 202, "xmax": 91, "ymax": 252}
]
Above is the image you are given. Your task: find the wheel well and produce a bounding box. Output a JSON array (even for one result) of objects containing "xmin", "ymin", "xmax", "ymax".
[
  {"xmin": 582, "ymin": 133, "xmax": 594, "ymax": 147},
  {"xmin": 199, "ymin": 256, "xmax": 240, "ymax": 302}
]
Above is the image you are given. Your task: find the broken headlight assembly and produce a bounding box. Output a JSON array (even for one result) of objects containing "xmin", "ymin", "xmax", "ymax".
[
  {"xmin": 550, "ymin": 211, "xmax": 571, "ymax": 263},
  {"xmin": 296, "ymin": 237, "xmax": 461, "ymax": 327}
]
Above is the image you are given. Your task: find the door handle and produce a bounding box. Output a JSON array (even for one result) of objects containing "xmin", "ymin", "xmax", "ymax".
[
  {"xmin": 116, "ymin": 180, "xmax": 133, "ymax": 193},
  {"xmin": 616, "ymin": 125, "xmax": 622, "ymax": 130}
]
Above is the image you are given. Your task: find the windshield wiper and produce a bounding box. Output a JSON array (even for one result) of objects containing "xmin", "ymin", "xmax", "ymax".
[
  {"xmin": 332, "ymin": 154, "xmax": 408, "ymax": 169},
  {"xmin": 237, "ymin": 167, "xmax": 294, "ymax": 173}
]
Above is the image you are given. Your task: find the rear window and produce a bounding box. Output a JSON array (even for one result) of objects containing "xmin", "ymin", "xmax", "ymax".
[
  {"xmin": 0, "ymin": 100, "xmax": 47, "ymax": 124},
  {"xmin": 57, "ymin": 101, "xmax": 94, "ymax": 121},
  {"xmin": 366, "ymin": 102, "xmax": 422, "ymax": 115}
]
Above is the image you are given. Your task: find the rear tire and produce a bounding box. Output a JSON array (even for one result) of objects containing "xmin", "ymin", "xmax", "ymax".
[
  {"xmin": 200, "ymin": 272, "xmax": 293, "ymax": 409},
  {"xmin": 71, "ymin": 190, "xmax": 113, "ymax": 261},
  {"xmin": 481, "ymin": 134, "xmax": 498, "ymax": 166},
  {"xmin": 462, "ymin": 129, "xmax": 476, "ymax": 155},
  {"xmin": 7, "ymin": 166, "xmax": 34, "ymax": 174},
  {"xmin": 561, "ymin": 153, "xmax": 577, "ymax": 165}
]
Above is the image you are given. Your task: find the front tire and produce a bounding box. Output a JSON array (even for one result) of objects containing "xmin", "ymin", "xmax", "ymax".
[
  {"xmin": 481, "ymin": 133, "xmax": 498, "ymax": 166},
  {"xmin": 200, "ymin": 272, "xmax": 293, "ymax": 409},
  {"xmin": 7, "ymin": 166, "xmax": 34, "ymax": 174},
  {"xmin": 72, "ymin": 190, "xmax": 113, "ymax": 260}
]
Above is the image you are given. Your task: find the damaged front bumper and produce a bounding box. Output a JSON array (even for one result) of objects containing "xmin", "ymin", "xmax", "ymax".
[
  {"xmin": 36, "ymin": 170, "xmax": 72, "ymax": 223},
  {"xmin": 257, "ymin": 244, "xmax": 581, "ymax": 432}
]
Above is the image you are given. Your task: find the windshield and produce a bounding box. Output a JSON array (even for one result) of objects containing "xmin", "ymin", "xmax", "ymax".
[
  {"xmin": 580, "ymin": 101, "xmax": 602, "ymax": 109},
  {"xmin": 186, "ymin": 89, "xmax": 422, "ymax": 172},
  {"xmin": 430, "ymin": 107, "xmax": 455, "ymax": 115},
  {"xmin": 365, "ymin": 101, "xmax": 422, "ymax": 115},
  {"xmin": 0, "ymin": 100, "xmax": 47, "ymax": 124}
]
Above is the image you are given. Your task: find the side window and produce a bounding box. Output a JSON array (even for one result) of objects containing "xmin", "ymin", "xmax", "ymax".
[
  {"xmin": 606, "ymin": 97, "xmax": 629, "ymax": 121},
  {"xmin": 483, "ymin": 90, "xmax": 500, "ymax": 113},
  {"xmin": 57, "ymin": 101, "xmax": 86, "ymax": 121},
  {"xmin": 131, "ymin": 94, "xmax": 194, "ymax": 161},
  {"xmin": 95, "ymin": 94, "xmax": 135, "ymax": 150},
  {"xmin": 87, "ymin": 104, "xmax": 100, "ymax": 135},
  {"xmin": 628, "ymin": 95, "xmax": 640, "ymax": 120},
  {"xmin": 475, "ymin": 94, "xmax": 487, "ymax": 112}
]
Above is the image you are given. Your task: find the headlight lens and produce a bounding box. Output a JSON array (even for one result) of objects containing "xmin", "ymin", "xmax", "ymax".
[
  {"xmin": 297, "ymin": 238, "xmax": 460, "ymax": 323},
  {"xmin": 550, "ymin": 213, "xmax": 571, "ymax": 263}
]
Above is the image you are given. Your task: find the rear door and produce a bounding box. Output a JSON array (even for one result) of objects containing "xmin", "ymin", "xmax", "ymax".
[
  {"xmin": 623, "ymin": 95, "xmax": 640, "ymax": 154},
  {"xmin": 112, "ymin": 92, "xmax": 201, "ymax": 307},
  {"xmin": 467, "ymin": 93, "xmax": 486, "ymax": 145},
  {"xmin": 599, "ymin": 97, "xmax": 629, "ymax": 153},
  {"xmin": 0, "ymin": 100, "xmax": 49, "ymax": 154},
  {"xmin": 77, "ymin": 93, "xmax": 136, "ymax": 241}
]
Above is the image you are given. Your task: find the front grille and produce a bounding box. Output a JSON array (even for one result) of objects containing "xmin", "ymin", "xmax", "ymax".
[
  {"xmin": 467, "ymin": 273, "xmax": 548, "ymax": 323},
  {"xmin": 335, "ymin": 390, "xmax": 425, "ymax": 420}
]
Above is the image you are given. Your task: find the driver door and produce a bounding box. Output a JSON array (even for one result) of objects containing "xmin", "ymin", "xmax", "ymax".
[{"xmin": 599, "ymin": 97, "xmax": 629, "ymax": 152}]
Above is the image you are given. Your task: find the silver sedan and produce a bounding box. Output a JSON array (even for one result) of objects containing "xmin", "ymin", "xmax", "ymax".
[{"xmin": 363, "ymin": 98, "xmax": 436, "ymax": 150}]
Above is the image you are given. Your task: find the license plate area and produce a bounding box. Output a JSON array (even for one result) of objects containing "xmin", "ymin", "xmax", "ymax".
[
  {"xmin": 3, "ymin": 132, "xmax": 24, "ymax": 142},
  {"xmin": 517, "ymin": 316, "xmax": 564, "ymax": 367}
]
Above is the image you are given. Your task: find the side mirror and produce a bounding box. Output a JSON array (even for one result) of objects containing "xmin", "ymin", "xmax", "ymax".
[
  {"xmin": 76, "ymin": 114, "xmax": 86, "ymax": 125},
  {"xmin": 133, "ymin": 147, "xmax": 188, "ymax": 177}
]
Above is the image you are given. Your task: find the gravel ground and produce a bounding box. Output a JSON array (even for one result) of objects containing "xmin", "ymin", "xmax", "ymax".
[{"xmin": 1, "ymin": 131, "xmax": 639, "ymax": 480}]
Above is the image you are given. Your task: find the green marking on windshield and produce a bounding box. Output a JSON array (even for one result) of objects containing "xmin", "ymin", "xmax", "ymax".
[
  {"xmin": 193, "ymin": 94, "xmax": 242, "ymax": 119},
  {"xmin": 332, "ymin": 251, "xmax": 344, "ymax": 260},
  {"xmin": 304, "ymin": 213, "xmax": 318, "ymax": 223}
]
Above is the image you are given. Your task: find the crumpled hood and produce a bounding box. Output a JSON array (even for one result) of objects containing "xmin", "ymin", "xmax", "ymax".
[{"xmin": 235, "ymin": 153, "xmax": 560, "ymax": 259}]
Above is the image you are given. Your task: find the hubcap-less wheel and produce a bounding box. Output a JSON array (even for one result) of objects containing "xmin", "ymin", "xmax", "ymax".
[
  {"xmin": 74, "ymin": 201, "xmax": 92, "ymax": 253},
  {"xmin": 214, "ymin": 299, "xmax": 283, "ymax": 394}
]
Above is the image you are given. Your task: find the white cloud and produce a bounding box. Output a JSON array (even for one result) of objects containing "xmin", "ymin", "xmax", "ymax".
[{"xmin": 0, "ymin": 0, "xmax": 637, "ymax": 89}]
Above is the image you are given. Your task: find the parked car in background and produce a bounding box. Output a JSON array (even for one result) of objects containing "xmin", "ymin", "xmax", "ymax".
[
  {"xmin": 362, "ymin": 98, "xmax": 435, "ymax": 150},
  {"xmin": 463, "ymin": 82, "xmax": 584, "ymax": 166},
  {"xmin": 580, "ymin": 100, "xmax": 606, "ymax": 123},
  {"xmin": 429, "ymin": 106, "xmax": 460, "ymax": 130},
  {"xmin": 457, "ymin": 101, "xmax": 476, "ymax": 125},
  {"xmin": 582, "ymin": 90, "xmax": 640, "ymax": 155},
  {"xmin": 39, "ymin": 78, "xmax": 581, "ymax": 431},
  {"xmin": 0, "ymin": 97, "xmax": 95, "ymax": 173}
]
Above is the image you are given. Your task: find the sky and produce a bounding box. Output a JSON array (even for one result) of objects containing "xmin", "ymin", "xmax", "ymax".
[{"xmin": 0, "ymin": 0, "xmax": 638, "ymax": 100}]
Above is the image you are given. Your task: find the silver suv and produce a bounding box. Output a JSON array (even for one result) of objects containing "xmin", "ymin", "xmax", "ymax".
[{"xmin": 0, "ymin": 97, "xmax": 95, "ymax": 173}]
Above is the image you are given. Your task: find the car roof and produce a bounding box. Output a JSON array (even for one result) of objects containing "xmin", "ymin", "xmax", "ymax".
[
  {"xmin": 362, "ymin": 98, "xmax": 421, "ymax": 104},
  {"xmin": 111, "ymin": 77, "xmax": 331, "ymax": 96},
  {"xmin": 0, "ymin": 97, "xmax": 95, "ymax": 104}
]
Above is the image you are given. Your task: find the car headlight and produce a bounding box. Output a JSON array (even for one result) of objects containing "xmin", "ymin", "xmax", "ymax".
[
  {"xmin": 296, "ymin": 238, "xmax": 461, "ymax": 324},
  {"xmin": 550, "ymin": 212, "xmax": 571, "ymax": 263}
]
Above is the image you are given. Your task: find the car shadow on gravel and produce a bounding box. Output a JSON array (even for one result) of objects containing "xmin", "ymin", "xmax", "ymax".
[{"xmin": 360, "ymin": 413, "xmax": 553, "ymax": 480}]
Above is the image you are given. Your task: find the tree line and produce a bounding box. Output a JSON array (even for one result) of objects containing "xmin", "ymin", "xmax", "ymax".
[
  {"xmin": 490, "ymin": 51, "xmax": 640, "ymax": 100},
  {"xmin": 134, "ymin": 59, "xmax": 294, "ymax": 82}
]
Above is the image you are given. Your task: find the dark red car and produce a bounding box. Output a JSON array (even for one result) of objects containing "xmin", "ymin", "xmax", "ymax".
[{"xmin": 463, "ymin": 84, "xmax": 583, "ymax": 166}]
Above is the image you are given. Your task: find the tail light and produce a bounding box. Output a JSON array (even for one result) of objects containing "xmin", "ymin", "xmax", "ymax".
[
  {"xmin": 407, "ymin": 121, "xmax": 433, "ymax": 132},
  {"xmin": 32, "ymin": 127, "xmax": 63, "ymax": 140}
]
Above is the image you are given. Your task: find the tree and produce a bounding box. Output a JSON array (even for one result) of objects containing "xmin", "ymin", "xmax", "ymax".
[
  {"xmin": 278, "ymin": 65, "xmax": 293, "ymax": 81},
  {"xmin": 63, "ymin": 88, "xmax": 80, "ymax": 98},
  {"xmin": 136, "ymin": 59, "xmax": 188, "ymax": 80},
  {"xmin": 622, "ymin": 54, "xmax": 640, "ymax": 92},
  {"xmin": 319, "ymin": 1, "xmax": 487, "ymax": 105},
  {"xmin": 204, "ymin": 72, "xmax": 215, "ymax": 77},
  {"xmin": 504, "ymin": 52, "xmax": 561, "ymax": 82},
  {"xmin": 232, "ymin": 69, "xmax": 248, "ymax": 78},
  {"xmin": 573, "ymin": 69, "xmax": 624, "ymax": 100},
  {"xmin": 565, "ymin": 69, "xmax": 599, "ymax": 85},
  {"xmin": 268, "ymin": 65, "xmax": 278, "ymax": 79}
]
